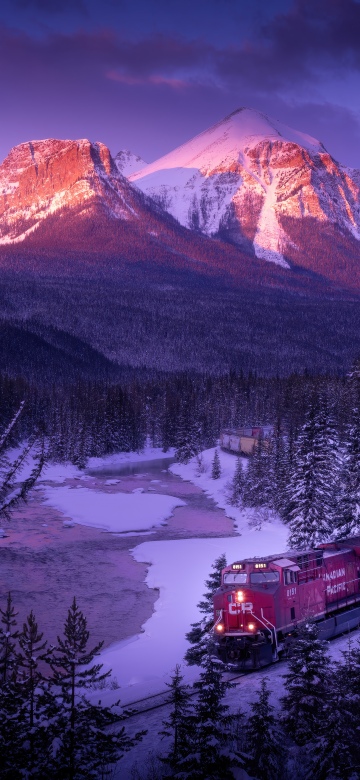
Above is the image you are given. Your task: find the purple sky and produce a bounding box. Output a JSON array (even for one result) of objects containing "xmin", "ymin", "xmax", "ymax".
[{"xmin": 1, "ymin": 0, "xmax": 360, "ymax": 167}]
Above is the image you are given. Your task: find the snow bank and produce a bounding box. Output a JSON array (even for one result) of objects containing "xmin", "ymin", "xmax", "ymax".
[
  {"xmin": 170, "ymin": 446, "xmax": 287, "ymax": 537},
  {"xmin": 42, "ymin": 486, "xmax": 185, "ymax": 533},
  {"xmin": 100, "ymin": 523, "xmax": 289, "ymax": 692}
]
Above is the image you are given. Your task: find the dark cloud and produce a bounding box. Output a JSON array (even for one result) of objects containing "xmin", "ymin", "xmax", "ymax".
[
  {"xmin": 0, "ymin": 1, "xmax": 360, "ymax": 166},
  {"xmin": 262, "ymin": 0, "xmax": 360, "ymax": 70}
]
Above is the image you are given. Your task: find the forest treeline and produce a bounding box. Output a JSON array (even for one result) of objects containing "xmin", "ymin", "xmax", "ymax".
[{"xmin": 0, "ymin": 366, "xmax": 359, "ymax": 469}]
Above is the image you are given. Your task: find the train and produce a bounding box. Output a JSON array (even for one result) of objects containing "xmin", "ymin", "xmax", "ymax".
[{"xmin": 212, "ymin": 536, "xmax": 360, "ymax": 668}]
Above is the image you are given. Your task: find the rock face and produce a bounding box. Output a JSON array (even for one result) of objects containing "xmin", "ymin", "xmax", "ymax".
[
  {"xmin": 0, "ymin": 138, "xmax": 143, "ymax": 244},
  {"xmin": 130, "ymin": 108, "xmax": 360, "ymax": 269}
]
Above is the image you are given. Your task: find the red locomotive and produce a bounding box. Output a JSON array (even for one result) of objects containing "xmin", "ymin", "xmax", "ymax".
[{"xmin": 213, "ymin": 537, "xmax": 360, "ymax": 668}]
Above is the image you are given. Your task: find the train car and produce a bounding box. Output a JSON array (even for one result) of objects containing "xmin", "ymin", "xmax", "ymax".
[{"xmin": 213, "ymin": 536, "xmax": 360, "ymax": 668}]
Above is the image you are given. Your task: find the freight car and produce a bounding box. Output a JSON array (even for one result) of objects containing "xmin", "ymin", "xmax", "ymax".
[{"xmin": 213, "ymin": 537, "xmax": 360, "ymax": 668}]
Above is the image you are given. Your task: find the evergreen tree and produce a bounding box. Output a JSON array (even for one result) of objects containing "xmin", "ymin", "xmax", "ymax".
[
  {"xmin": 185, "ymin": 554, "xmax": 226, "ymax": 666},
  {"xmin": 307, "ymin": 643, "xmax": 360, "ymax": 780},
  {"xmin": 245, "ymin": 677, "xmax": 285, "ymax": 780},
  {"xmin": 160, "ymin": 664, "xmax": 194, "ymax": 777},
  {"xmin": 242, "ymin": 434, "xmax": 272, "ymax": 510},
  {"xmin": 211, "ymin": 448, "xmax": 221, "ymax": 479},
  {"xmin": 0, "ymin": 402, "xmax": 45, "ymax": 521},
  {"xmin": 173, "ymin": 652, "xmax": 238, "ymax": 779},
  {"xmin": 230, "ymin": 457, "xmax": 245, "ymax": 506},
  {"xmin": 48, "ymin": 598, "xmax": 144, "ymax": 779},
  {"xmin": 0, "ymin": 592, "xmax": 23, "ymax": 779},
  {"xmin": 334, "ymin": 400, "xmax": 360, "ymax": 538},
  {"xmin": 285, "ymin": 394, "xmax": 340, "ymax": 547},
  {"xmin": 0, "ymin": 591, "xmax": 19, "ymax": 684},
  {"xmin": 270, "ymin": 420, "xmax": 289, "ymax": 516},
  {"xmin": 281, "ymin": 621, "xmax": 332, "ymax": 747},
  {"xmin": 17, "ymin": 610, "xmax": 57, "ymax": 778},
  {"xmin": 175, "ymin": 416, "xmax": 200, "ymax": 464}
]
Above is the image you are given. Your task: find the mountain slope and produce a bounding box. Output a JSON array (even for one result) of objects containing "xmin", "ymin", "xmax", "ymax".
[
  {"xmin": 0, "ymin": 321, "xmax": 122, "ymax": 382},
  {"xmin": 130, "ymin": 108, "xmax": 360, "ymax": 275}
]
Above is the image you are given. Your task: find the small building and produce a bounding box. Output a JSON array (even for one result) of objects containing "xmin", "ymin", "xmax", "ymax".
[{"xmin": 220, "ymin": 426, "xmax": 272, "ymax": 455}]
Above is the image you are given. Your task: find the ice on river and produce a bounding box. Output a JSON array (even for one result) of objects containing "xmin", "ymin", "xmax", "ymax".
[{"xmin": 42, "ymin": 486, "xmax": 185, "ymax": 533}]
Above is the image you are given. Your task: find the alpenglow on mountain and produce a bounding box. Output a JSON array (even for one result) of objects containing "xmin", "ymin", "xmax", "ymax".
[
  {"xmin": 1, "ymin": 109, "xmax": 360, "ymax": 292},
  {"xmin": 130, "ymin": 107, "xmax": 360, "ymax": 270}
]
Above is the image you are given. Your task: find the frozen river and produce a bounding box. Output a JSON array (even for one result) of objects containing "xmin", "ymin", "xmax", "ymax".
[{"xmin": 0, "ymin": 456, "xmax": 234, "ymax": 651}]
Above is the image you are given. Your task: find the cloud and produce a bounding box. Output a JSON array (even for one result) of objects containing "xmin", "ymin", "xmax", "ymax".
[
  {"xmin": 1, "ymin": 2, "xmax": 360, "ymax": 106},
  {"xmin": 107, "ymin": 71, "xmax": 189, "ymax": 90}
]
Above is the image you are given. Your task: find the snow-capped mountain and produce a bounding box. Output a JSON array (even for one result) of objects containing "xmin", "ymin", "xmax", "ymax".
[
  {"xmin": 115, "ymin": 149, "xmax": 147, "ymax": 177},
  {"xmin": 130, "ymin": 108, "xmax": 360, "ymax": 268},
  {"xmin": 0, "ymin": 136, "xmax": 274, "ymax": 286}
]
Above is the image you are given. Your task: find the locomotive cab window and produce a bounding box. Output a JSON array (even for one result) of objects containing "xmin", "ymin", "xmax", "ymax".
[
  {"xmin": 223, "ymin": 572, "xmax": 247, "ymax": 584},
  {"xmin": 284, "ymin": 570, "xmax": 297, "ymax": 584},
  {"xmin": 250, "ymin": 571, "xmax": 280, "ymax": 584}
]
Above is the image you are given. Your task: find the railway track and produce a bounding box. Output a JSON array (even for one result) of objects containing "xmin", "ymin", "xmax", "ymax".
[{"xmin": 123, "ymin": 667, "xmax": 273, "ymax": 718}]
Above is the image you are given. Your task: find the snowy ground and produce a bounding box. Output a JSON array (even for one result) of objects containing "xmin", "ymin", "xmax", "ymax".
[
  {"xmin": 115, "ymin": 626, "xmax": 360, "ymax": 779},
  {"xmin": 170, "ymin": 446, "xmax": 283, "ymax": 535}
]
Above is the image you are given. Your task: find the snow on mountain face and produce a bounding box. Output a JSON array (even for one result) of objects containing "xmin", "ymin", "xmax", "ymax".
[
  {"xmin": 115, "ymin": 150, "xmax": 147, "ymax": 177},
  {"xmin": 130, "ymin": 108, "xmax": 360, "ymax": 268},
  {"xmin": 0, "ymin": 138, "xmax": 142, "ymax": 244}
]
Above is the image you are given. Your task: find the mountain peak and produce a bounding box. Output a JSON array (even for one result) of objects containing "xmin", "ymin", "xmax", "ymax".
[
  {"xmin": 129, "ymin": 106, "xmax": 359, "ymax": 269},
  {"xmin": 115, "ymin": 149, "xmax": 147, "ymax": 177}
]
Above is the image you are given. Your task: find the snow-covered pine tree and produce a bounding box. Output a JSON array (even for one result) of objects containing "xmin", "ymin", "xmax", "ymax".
[
  {"xmin": 285, "ymin": 394, "xmax": 340, "ymax": 547},
  {"xmin": 230, "ymin": 457, "xmax": 245, "ymax": 506},
  {"xmin": 175, "ymin": 406, "xmax": 201, "ymax": 464},
  {"xmin": 242, "ymin": 433, "xmax": 272, "ymax": 510},
  {"xmin": 211, "ymin": 448, "xmax": 221, "ymax": 479},
  {"xmin": 0, "ymin": 402, "xmax": 45, "ymax": 522},
  {"xmin": 333, "ymin": 396, "xmax": 360, "ymax": 538},
  {"xmin": 245, "ymin": 677, "xmax": 286, "ymax": 780},
  {"xmin": 185, "ymin": 553, "xmax": 226, "ymax": 666},
  {"xmin": 160, "ymin": 664, "xmax": 194, "ymax": 777},
  {"xmin": 280, "ymin": 621, "xmax": 332, "ymax": 747},
  {"xmin": 48, "ymin": 598, "xmax": 144, "ymax": 779},
  {"xmin": 270, "ymin": 420, "xmax": 289, "ymax": 517},
  {"xmin": 173, "ymin": 652, "xmax": 239, "ymax": 779}
]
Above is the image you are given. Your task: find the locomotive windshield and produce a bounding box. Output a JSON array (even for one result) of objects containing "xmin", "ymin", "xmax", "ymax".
[
  {"xmin": 250, "ymin": 571, "xmax": 280, "ymax": 583},
  {"xmin": 223, "ymin": 572, "xmax": 247, "ymax": 584}
]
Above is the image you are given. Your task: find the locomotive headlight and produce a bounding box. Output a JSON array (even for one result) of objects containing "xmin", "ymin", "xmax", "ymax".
[
  {"xmin": 247, "ymin": 623, "xmax": 256, "ymax": 631},
  {"xmin": 216, "ymin": 623, "xmax": 224, "ymax": 632},
  {"xmin": 236, "ymin": 590, "xmax": 244, "ymax": 602}
]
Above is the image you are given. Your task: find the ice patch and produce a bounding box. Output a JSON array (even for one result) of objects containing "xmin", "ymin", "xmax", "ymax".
[{"xmin": 42, "ymin": 486, "xmax": 185, "ymax": 533}]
